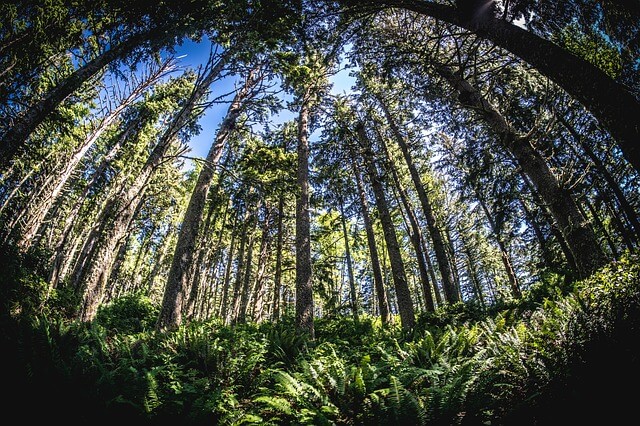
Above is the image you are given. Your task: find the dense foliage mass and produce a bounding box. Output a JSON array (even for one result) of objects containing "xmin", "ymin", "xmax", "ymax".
[{"xmin": 1, "ymin": 1, "xmax": 639, "ymax": 423}]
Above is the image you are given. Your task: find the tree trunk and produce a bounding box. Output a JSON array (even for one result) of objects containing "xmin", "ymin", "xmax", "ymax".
[
  {"xmin": 375, "ymin": 123, "xmax": 436, "ymax": 311},
  {"xmin": 16, "ymin": 59, "xmax": 172, "ymax": 250},
  {"xmin": 359, "ymin": 0, "xmax": 640, "ymax": 173},
  {"xmin": 153, "ymin": 55, "xmax": 241, "ymax": 330},
  {"xmin": 0, "ymin": 30, "xmax": 153, "ymax": 169},
  {"xmin": 350, "ymin": 151, "xmax": 391, "ymax": 324},
  {"xmin": 339, "ymin": 199, "xmax": 360, "ymax": 321},
  {"xmin": 435, "ymin": 63, "xmax": 606, "ymax": 278},
  {"xmin": 375, "ymin": 95, "xmax": 459, "ymax": 303},
  {"xmin": 356, "ymin": 122, "xmax": 415, "ymax": 329},
  {"xmin": 557, "ymin": 114, "xmax": 640, "ymax": 242},
  {"xmin": 235, "ymin": 229, "xmax": 255, "ymax": 324},
  {"xmin": 272, "ymin": 196, "xmax": 285, "ymax": 320},
  {"xmin": 295, "ymin": 92, "xmax": 315, "ymax": 338},
  {"xmin": 476, "ymin": 196, "xmax": 521, "ymax": 298},
  {"xmin": 219, "ymin": 226, "xmax": 237, "ymax": 321}
]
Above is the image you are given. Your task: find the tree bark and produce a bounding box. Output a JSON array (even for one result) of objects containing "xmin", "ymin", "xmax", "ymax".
[
  {"xmin": 339, "ymin": 199, "xmax": 360, "ymax": 321},
  {"xmin": 375, "ymin": 95, "xmax": 460, "ymax": 303},
  {"xmin": 272, "ymin": 195, "xmax": 285, "ymax": 320},
  {"xmin": 0, "ymin": 30, "xmax": 153, "ymax": 169},
  {"xmin": 356, "ymin": 122, "xmax": 415, "ymax": 329},
  {"xmin": 375, "ymin": 122, "xmax": 436, "ymax": 311},
  {"xmin": 349, "ymin": 151, "xmax": 391, "ymax": 324},
  {"xmin": 353, "ymin": 0, "xmax": 640, "ymax": 173},
  {"xmin": 17, "ymin": 61, "xmax": 169, "ymax": 250},
  {"xmin": 435, "ymin": 63, "xmax": 606, "ymax": 278},
  {"xmin": 295, "ymin": 91, "xmax": 315, "ymax": 338},
  {"xmin": 476, "ymin": 196, "xmax": 521, "ymax": 298}
]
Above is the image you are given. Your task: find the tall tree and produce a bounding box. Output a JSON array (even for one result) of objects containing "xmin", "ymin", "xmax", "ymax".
[
  {"xmin": 156, "ymin": 62, "xmax": 263, "ymax": 331},
  {"xmin": 339, "ymin": 0, "xmax": 640, "ymax": 173}
]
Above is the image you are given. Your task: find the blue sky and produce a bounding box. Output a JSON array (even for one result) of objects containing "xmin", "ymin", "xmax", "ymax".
[{"xmin": 170, "ymin": 37, "xmax": 356, "ymax": 166}]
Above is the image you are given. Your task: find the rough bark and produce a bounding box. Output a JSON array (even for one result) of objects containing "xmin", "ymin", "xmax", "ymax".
[
  {"xmin": 295, "ymin": 92, "xmax": 315, "ymax": 338},
  {"xmin": 356, "ymin": 123, "xmax": 415, "ymax": 329},
  {"xmin": 375, "ymin": 95, "xmax": 460, "ymax": 303},
  {"xmin": 435, "ymin": 63, "xmax": 606, "ymax": 278}
]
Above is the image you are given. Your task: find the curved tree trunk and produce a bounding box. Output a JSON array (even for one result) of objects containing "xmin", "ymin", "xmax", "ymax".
[
  {"xmin": 0, "ymin": 30, "xmax": 152, "ymax": 170},
  {"xmin": 352, "ymin": 0, "xmax": 640, "ymax": 173},
  {"xmin": 435, "ymin": 63, "xmax": 606, "ymax": 278}
]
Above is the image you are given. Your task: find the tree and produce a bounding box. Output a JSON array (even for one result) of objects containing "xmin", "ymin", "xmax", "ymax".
[
  {"xmin": 156, "ymin": 61, "xmax": 264, "ymax": 331},
  {"xmin": 338, "ymin": 0, "xmax": 640, "ymax": 173}
]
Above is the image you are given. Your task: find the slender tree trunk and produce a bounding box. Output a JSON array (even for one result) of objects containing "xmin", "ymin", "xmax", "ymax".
[
  {"xmin": 350, "ymin": 152, "xmax": 391, "ymax": 324},
  {"xmin": 356, "ymin": 122, "xmax": 415, "ymax": 329},
  {"xmin": 435, "ymin": 64, "xmax": 606, "ymax": 278},
  {"xmin": 476, "ymin": 196, "xmax": 521, "ymax": 298},
  {"xmin": 359, "ymin": 0, "xmax": 640, "ymax": 173},
  {"xmin": 460, "ymin": 232, "xmax": 485, "ymax": 307},
  {"xmin": 235, "ymin": 230, "xmax": 255, "ymax": 324},
  {"xmin": 0, "ymin": 30, "xmax": 153, "ymax": 169},
  {"xmin": 186, "ymin": 198, "xmax": 228, "ymax": 319},
  {"xmin": 375, "ymin": 95, "xmax": 459, "ymax": 303},
  {"xmin": 295, "ymin": 91, "xmax": 315, "ymax": 338},
  {"xmin": 250, "ymin": 209, "xmax": 273, "ymax": 322},
  {"xmin": 272, "ymin": 196, "xmax": 285, "ymax": 320},
  {"xmin": 219, "ymin": 226, "xmax": 237, "ymax": 321},
  {"xmin": 581, "ymin": 197, "xmax": 619, "ymax": 259},
  {"xmin": 519, "ymin": 171, "xmax": 579, "ymax": 272},
  {"xmin": 339, "ymin": 199, "xmax": 360, "ymax": 321},
  {"xmin": 17, "ymin": 60, "xmax": 172, "ymax": 250},
  {"xmin": 48, "ymin": 115, "xmax": 145, "ymax": 286},
  {"xmin": 557, "ymin": 115, "xmax": 640, "ymax": 242},
  {"xmin": 376, "ymin": 124, "xmax": 436, "ymax": 311},
  {"xmin": 421, "ymin": 239, "xmax": 443, "ymax": 306}
]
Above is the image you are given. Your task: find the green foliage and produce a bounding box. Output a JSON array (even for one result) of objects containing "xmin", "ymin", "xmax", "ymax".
[
  {"xmin": 95, "ymin": 293, "xmax": 159, "ymax": 334},
  {"xmin": 3, "ymin": 253, "xmax": 640, "ymax": 424},
  {"xmin": 554, "ymin": 23, "xmax": 623, "ymax": 78}
]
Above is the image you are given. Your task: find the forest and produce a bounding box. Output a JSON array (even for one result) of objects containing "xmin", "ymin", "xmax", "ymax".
[{"xmin": 1, "ymin": 0, "xmax": 639, "ymax": 424}]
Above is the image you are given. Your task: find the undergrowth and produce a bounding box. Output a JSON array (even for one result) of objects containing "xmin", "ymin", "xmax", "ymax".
[{"xmin": 1, "ymin": 248, "xmax": 638, "ymax": 425}]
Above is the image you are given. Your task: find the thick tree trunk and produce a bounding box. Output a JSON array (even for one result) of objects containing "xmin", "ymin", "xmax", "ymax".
[
  {"xmin": 356, "ymin": 123, "xmax": 415, "ymax": 329},
  {"xmin": 355, "ymin": 0, "xmax": 640, "ymax": 173},
  {"xmin": 435, "ymin": 64, "xmax": 606, "ymax": 278},
  {"xmin": 295, "ymin": 93, "xmax": 315, "ymax": 338},
  {"xmin": 375, "ymin": 96, "xmax": 459, "ymax": 304}
]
